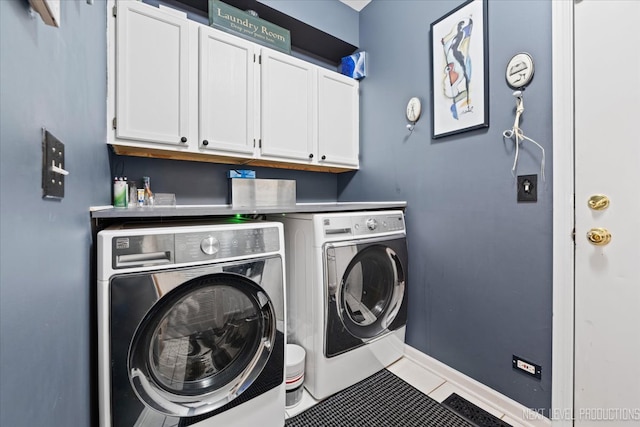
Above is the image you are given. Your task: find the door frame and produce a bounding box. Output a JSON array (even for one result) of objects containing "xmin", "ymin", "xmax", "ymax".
[{"xmin": 551, "ymin": 1, "xmax": 574, "ymax": 426}]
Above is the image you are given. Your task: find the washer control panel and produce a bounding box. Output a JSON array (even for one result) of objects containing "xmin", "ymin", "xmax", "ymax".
[
  {"xmin": 175, "ymin": 226, "xmax": 280, "ymax": 263},
  {"xmin": 112, "ymin": 226, "xmax": 281, "ymax": 268},
  {"xmin": 322, "ymin": 212, "xmax": 405, "ymax": 237}
]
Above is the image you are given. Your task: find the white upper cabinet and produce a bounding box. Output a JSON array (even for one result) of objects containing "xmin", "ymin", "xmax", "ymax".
[
  {"xmin": 260, "ymin": 49, "xmax": 315, "ymax": 162},
  {"xmin": 198, "ymin": 26, "xmax": 256, "ymax": 156},
  {"xmin": 115, "ymin": 2, "xmax": 190, "ymax": 146},
  {"xmin": 317, "ymin": 69, "xmax": 359, "ymax": 167},
  {"xmin": 108, "ymin": 1, "xmax": 359, "ymax": 172}
]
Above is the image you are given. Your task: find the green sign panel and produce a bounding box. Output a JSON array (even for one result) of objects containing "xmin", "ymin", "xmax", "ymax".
[{"xmin": 209, "ymin": 0, "xmax": 291, "ymax": 54}]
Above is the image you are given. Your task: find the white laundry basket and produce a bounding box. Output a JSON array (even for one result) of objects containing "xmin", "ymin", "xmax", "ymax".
[{"xmin": 285, "ymin": 344, "xmax": 306, "ymax": 408}]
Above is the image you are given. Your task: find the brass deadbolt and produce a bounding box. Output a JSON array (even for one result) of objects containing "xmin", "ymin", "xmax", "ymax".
[{"xmin": 588, "ymin": 194, "xmax": 610, "ymax": 211}]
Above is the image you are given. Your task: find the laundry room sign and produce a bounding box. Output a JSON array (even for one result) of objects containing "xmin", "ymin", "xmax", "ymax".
[{"xmin": 209, "ymin": 0, "xmax": 291, "ymax": 54}]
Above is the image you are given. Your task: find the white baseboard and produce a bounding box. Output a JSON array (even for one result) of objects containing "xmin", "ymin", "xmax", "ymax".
[{"xmin": 403, "ymin": 345, "xmax": 551, "ymax": 427}]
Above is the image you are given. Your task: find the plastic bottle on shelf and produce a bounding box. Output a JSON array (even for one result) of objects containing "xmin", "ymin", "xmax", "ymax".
[
  {"xmin": 123, "ymin": 177, "xmax": 129, "ymax": 208},
  {"xmin": 113, "ymin": 177, "xmax": 127, "ymax": 208},
  {"xmin": 128, "ymin": 180, "xmax": 137, "ymax": 209},
  {"xmin": 143, "ymin": 176, "xmax": 154, "ymax": 206}
]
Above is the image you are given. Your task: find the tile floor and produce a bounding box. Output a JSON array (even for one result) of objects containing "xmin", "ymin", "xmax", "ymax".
[{"xmin": 285, "ymin": 356, "xmax": 535, "ymax": 427}]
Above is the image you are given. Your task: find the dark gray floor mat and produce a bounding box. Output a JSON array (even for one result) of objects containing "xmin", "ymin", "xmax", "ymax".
[{"xmin": 285, "ymin": 369, "xmax": 474, "ymax": 427}]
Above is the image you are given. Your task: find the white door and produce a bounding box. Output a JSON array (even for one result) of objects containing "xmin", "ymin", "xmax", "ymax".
[
  {"xmin": 574, "ymin": 1, "xmax": 640, "ymax": 425},
  {"xmin": 260, "ymin": 49, "xmax": 315, "ymax": 162},
  {"xmin": 317, "ymin": 69, "xmax": 360, "ymax": 168},
  {"xmin": 199, "ymin": 27, "xmax": 256, "ymax": 156},
  {"xmin": 115, "ymin": 1, "xmax": 190, "ymax": 146}
]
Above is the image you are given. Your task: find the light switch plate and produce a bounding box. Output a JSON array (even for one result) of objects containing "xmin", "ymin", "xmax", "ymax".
[
  {"xmin": 42, "ymin": 129, "xmax": 65, "ymax": 199},
  {"xmin": 517, "ymin": 174, "xmax": 537, "ymax": 202}
]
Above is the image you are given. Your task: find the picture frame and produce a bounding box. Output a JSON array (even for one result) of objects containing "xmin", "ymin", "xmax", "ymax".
[{"xmin": 430, "ymin": 0, "xmax": 488, "ymax": 138}]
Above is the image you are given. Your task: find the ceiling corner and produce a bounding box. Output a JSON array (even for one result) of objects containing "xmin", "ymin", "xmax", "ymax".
[{"xmin": 339, "ymin": 0, "xmax": 372, "ymax": 12}]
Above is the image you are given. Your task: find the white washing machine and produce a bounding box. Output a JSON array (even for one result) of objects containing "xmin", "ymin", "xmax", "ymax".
[
  {"xmin": 269, "ymin": 210, "xmax": 408, "ymax": 400},
  {"xmin": 97, "ymin": 220, "xmax": 286, "ymax": 427}
]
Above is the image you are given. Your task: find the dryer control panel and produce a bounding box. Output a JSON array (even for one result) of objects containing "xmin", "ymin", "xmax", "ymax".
[{"xmin": 321, "ymin": 212, "xmax": 405, "ymax": 238}]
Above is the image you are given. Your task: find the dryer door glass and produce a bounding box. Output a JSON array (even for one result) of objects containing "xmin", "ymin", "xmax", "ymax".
[
  {"xmin": 128, "ymin": 273, "xmax": 276, "ymax": 417},
  {"xmin": 334, "ymin": 244, "xmax": 406, "ymax": 340}
]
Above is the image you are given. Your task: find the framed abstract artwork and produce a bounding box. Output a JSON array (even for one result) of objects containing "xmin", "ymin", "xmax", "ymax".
[{"xmin": 430, "ymin": 0, "xmax": 488, "ymax": 138}]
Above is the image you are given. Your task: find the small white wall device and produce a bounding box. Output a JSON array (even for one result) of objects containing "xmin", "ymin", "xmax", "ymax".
[
  {"xmin": 503, "ymin": 53, "xmax": 544, "ymax": 181},
  {"xmin": 405, "ymin": 97, "xmax": 421, "ymax": 132},
  {"xmin": 505, "ymin": 52, "xmax": 534, "ymax": 89}
]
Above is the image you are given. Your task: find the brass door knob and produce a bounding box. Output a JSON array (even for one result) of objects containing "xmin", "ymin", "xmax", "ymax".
[
  {"xmin": 587, "ymin": 228, "xmax": 611, "ymax": 246},
  {"xmin": 588, "ymin": 194, "xmax": 610, "ymax": 210}
]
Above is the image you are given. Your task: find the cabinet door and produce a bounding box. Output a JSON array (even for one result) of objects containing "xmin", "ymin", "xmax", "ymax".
[
  {"xmin": 260, "ymin": 49, "xmax": 315, "ymax": 162},
  {"xmin": 317, "ymin": 69, "xmax": 359, "ymax": 168},
  {"xmin": 199, "ymin": 27, "xmax": 256, "ymax": 156},
  {"xmin": 116, "ymin": 2, "xmax": 190, "ymax": 146}
]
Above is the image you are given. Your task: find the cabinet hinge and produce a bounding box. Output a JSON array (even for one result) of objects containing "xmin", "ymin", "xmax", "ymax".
[
  {"xmin": 112, "ymin": 5, "xmax": 117, "ymax": 17},
  {"xmin": 112, "ymin": 117, "xmax": 117, "ymax": 130}
]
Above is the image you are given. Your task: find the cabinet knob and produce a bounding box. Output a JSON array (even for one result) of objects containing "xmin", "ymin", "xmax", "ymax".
[
  {"xmin": 321, "ymin": 155, "xmax": 326, "ymax": 160},
  {"xmin": 308, "ymin": 153, "xmax": 314, "ymax": 159},
  {"xmin": 202, "ymin": 140, "xmax": 209, "ymax": 146},
  {"xmin": 180, "ymin": 136, "xmax": 187, "ymax": 143}
]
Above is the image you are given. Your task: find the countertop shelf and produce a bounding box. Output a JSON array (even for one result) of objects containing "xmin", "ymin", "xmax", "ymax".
[{"xmin": 90, "ymin": 201, "xmax": 407, "ymax": 219}]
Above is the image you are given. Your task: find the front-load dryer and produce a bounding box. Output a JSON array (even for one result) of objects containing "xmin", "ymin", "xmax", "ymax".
[
  {"xmin": 269, "ymin": 210, "xmax": 408, "ymax": 400},
  {"xmin": 97, "ymin": 220, "xmax": 286, "ymax": 427}
]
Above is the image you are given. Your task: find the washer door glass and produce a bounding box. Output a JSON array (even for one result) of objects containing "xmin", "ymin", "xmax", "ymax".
[
  {"xmin": 128, "ymin": 273, "xmax": 275, "ymax": 417},
  {"xmin": 335, "ymin": 244, "xmax": 405, "ymax": 339}
]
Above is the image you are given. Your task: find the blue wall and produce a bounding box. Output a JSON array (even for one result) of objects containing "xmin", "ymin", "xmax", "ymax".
[
  {"xmin": 0, "ymin": 1, "xmax": 110, "ymax": 426},
  {"xmin": 259, "ymin": 0, "xmax": 359, "ymax": 47},
  {"xmin": 109, "ymin": 152, "xmax": 338, "ymax": 205},
  {"xmin": 339, "ymin": 0, "xmax": 553, "ymax": 412}
]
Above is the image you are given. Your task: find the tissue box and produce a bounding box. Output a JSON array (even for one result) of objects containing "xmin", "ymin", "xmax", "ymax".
[
  {"xmin": 229, "ymin": 178, "xmax": 296, "ymax": 208},
  {"xmin": 227, "ymin": 169, "xmax": 256, "ymax": 179},
  {"xmin": 341, "ymin": 51, "xmax": 367, "ymax": 80}
]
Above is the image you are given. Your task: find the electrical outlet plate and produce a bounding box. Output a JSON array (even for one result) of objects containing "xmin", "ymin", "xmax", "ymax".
[
  {"xmin": 512, "ymin": 355, "xmax": 542, "ymax": 379},
  {"xmin": 517, "ymin": 174, "xmax": 537, "ymax": 202},
  {"xmin": 42, "ymin": 129, "xmax": 65, "ymax": 199}
]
